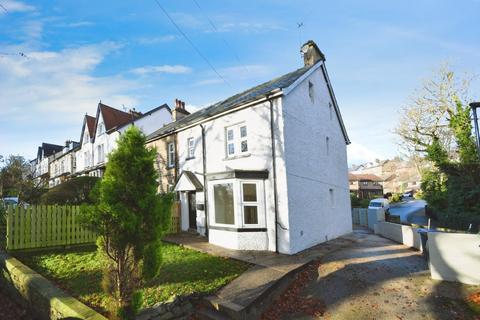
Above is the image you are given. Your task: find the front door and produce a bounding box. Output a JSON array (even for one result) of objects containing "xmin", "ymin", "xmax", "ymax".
[{"xmin": 188, "ymin": 192, "xmax": 197, "ymax": 230}]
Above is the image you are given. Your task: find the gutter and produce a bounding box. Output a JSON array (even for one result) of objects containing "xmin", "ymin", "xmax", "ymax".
[{"xmin": 267, "ymin": 95, "xmax": 280, "ymax": 253}]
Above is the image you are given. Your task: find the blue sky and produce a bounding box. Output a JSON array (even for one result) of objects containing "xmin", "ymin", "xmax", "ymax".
[{"xmin": 1, "ymin": 0, "xmax": 479, "ymax": 164}]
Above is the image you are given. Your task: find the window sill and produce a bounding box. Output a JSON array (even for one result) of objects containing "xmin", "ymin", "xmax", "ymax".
[
  {"xmin": 185, "ymin": 157, "xmax": 195, "ymax": 161},
  {"xmin": 223, "ymin": 153, "xmax": 251, "ymax": 161},
  {"xmin": 209, "ymin": 225, "xmax": 267, "ymax": 232}
]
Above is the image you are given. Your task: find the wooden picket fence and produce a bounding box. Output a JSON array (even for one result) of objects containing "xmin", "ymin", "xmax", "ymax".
[
  {"xmin": 6, "ymin": 205, "xmax": 96, "ymax": 250},
  {"xmin": 5, "ymin": 203, "xmax": 182, "ymax": 250}
]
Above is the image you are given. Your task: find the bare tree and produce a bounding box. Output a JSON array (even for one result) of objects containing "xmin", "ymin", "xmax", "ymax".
[{"xmin": 395, "ymin": 64, "xmax": 473, "ymax": 160}]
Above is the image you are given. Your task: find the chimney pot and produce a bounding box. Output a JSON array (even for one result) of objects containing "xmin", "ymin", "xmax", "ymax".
[{"xmin": 181, "ymin": 101, "xmax": 185, "ymax": 109}]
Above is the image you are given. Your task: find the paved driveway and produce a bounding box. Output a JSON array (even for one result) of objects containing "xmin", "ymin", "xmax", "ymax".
[{"xmin": 285, "ymin": 234, "xmax": 478, "ymax": 319}]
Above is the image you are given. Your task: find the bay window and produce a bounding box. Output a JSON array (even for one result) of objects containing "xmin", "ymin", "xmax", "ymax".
[{"xmin": 209, "ymin": 179, "xmax": 265, "ymax": 229}]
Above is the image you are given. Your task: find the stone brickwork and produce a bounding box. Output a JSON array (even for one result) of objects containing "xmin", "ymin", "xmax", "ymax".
[
  {"xmin": 136, "ymin": 295, "xmax": 196, "ymax": 320},
  {"xmin": 0, "ymin": 251, "xmax": 106, "ymax": 320},
  {"xmin": 146, "ymin": 134, "xmax": 177, "ymax": 194}
]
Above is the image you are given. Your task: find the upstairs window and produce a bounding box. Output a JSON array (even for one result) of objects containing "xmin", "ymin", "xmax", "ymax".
[
  {"xmin": 168, "ymin": 142, "xmax": 175, "ymax": 168},
  {"xmin": 308, "ymin": 81, "xmax": 314, "ymax": 103},
  {"xmin": 326, "ymin": 136, "xmax": 330, "ymax": 155},
  {"xmin": 329, "ymin": 188, "xmax": 335, "ymax": 208},
  {"xmin": 97, "ymin": 144, "xmax": 105, "ymax": 163},
  {"xmin": 362, "ymin": 181, "xmax": 369, "ymax": 186},
  {"xmin": 226, "ymin": 123, "xmax": 248, "ymax": 158},
  {"xmin": 187, "ymin": 137, "xmax": 195, "ymax": 159},
  {"xmin": 97, "ymin": 122, "xmax": 105, "ymax": 136},
  {"xmin": 84, "ymin": 152, "xmax": 90, "ymax": 167},
  {"xmin": 83, "ymin": 133, "xmax": 89, "ymax": 144}
]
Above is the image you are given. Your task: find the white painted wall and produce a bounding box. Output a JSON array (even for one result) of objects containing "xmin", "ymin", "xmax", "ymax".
[
  {"xmin": 428, "ymin": 232, "xmax": 480, "ymax": 285},
  {"xmin": 75, "ymin": 124, "xmax": 93, "ymax": 174},
  {"xmin": 282, "ymin": 64, "xmax": 352, "ymax": 254},
  {"xmin": 176, "ymin": 99, "xmax": 289, "ymax": 252},
  {"xmin": 118, "ymin": 107, "xmax": 171, "ymax": 136}
]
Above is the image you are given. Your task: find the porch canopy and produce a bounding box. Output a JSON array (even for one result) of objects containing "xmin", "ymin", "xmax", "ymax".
[{"xmin": 174, "ymin": 171, "xmax": 204, "ymax": 192}]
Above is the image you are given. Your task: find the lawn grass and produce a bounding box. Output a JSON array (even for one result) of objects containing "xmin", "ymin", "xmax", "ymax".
[{"xmin": 17, "ymin": 242, "xmax": 249, "ymax": 314}]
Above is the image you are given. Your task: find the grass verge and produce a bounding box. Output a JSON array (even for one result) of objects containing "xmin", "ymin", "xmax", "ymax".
[{"xmin": 17, "ymin": 242, "xmax": 249, "ymax": 314}]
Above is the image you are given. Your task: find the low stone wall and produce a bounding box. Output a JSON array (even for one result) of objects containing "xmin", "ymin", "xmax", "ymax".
[
  {"xmin": 428, "ymin": 232, "xmax": 480, "ymax": 285},
  {"xmin": 374, "ymin": 221, "xmax": 422, "ymax": 251},
  {"xmin": 0, "ymin": 251, "xmax": 107, "ymax": 320},
  {"xmin": 136, "ymin": 295, "xmax": 195, "ymax": 320}
]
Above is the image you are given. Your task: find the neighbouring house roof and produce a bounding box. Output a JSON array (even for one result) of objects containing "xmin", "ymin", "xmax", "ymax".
[
  {"xmin": 348, "ymin": 173, "xmax": 383, "ymax": 182},
  {"xmin": 36, "ymin": 143, "xmax": 64, "ymax": 161},
  {"xmin": 85, "ymin": 115, "xmax": 96, "ymax": 137},
  {"xmin": 97, "ymin": 102, "xmax": 136, "ymax": 134},
  {"xmin": 146, "ymin": 61, "xmax": 350, "ymax": 143}
]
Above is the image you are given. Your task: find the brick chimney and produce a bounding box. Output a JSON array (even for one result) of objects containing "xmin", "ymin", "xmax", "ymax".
[
  {"xmin": 172, "ymin": 99, "xmax": 190, "ymax": 121},
  {"xmin": 300, "ymin": 40, "xmax": 325, "ymax": 67},
  {"xmin": 129, "ymin": 107, "xmax": 143, "ymax": 118}
]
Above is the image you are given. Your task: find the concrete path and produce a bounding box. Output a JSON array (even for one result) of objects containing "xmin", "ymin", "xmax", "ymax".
[
  {"xmin": 278, "ymin": 233, "xmax": 478, "ymax": 319},
  {"xmin": 164, "ymin": 231, "xmax": 368, "ymax": 318}
]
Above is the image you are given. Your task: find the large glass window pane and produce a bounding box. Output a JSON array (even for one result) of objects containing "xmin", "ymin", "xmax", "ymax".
[
  {"xmin": 228, "ymin": 143, "xmax": 235, "ymax": 155},
  {"xmin": 241, "ymin": 140, "xmax": 248, "ymax": 152},
  {"xmin": 244, "ymin": 206, "xmax": 258, "ymax": 224},
  {"xmin": 242, "ymin": 183, "xmax": 257, "ymax": 202},
  {"xmin": 240, "ymin": 126, "xmax": 247, "ymax": 138},
  {"xmin": 227, "ymin": 129, "xmax": 234, "ymax": 141},
  {"xmin": 214, "ymin": 183, "xmax": 235, "ymax": 225}
]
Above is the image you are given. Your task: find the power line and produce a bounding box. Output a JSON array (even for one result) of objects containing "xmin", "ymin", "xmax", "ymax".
[
  {"xmin": 153, "ymin": 0, "xmax": 232, "ymax": 88},
  {"xmin": 191, "ymin": 0, "xmax": 249, "ymax": 74}
]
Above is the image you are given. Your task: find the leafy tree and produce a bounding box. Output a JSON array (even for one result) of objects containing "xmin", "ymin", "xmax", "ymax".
[
  {"xmin": 0, "ymin": 155, "xmax": 43, "ymax": 203},
  {"xmin": 40, "ymin": 176, "xmax": 99, "ymax": 205},
  {"xmin": 422, "ymin": 101, "xmax": 480, "ymax": 231},
  {"xmin": 80, "ymin": 126, "xmax": 173, "ymax": 319}
]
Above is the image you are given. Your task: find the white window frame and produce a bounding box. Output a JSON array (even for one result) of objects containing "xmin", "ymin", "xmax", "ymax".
[
  {"xmin": 97, "ymin": 122, "xmax": 105, "ymax": 136},
  {"xmin": 83, "ymin": 132, "xmax": 89, "ymax": 144},
  {"xmin": 208, "ymin": 179, "xmax": 265, "ymax": 229},
  {"xmin": 97, "ymin": 144, "xmax": 105, "ymax": 164},
  {"xmin": 187, "ymin": 137, "xmax": 195, "ymax": 159},
  {"xmin": 240, "ymin": 181, "xmax": 264, "ymax": 227},
  {"xmin": 225, "ymin": 123, "xmax": 248, "ymax": 158},
  {"xmin": 167, "ymin": 142, "xmax": 175, "ymax": 168}
]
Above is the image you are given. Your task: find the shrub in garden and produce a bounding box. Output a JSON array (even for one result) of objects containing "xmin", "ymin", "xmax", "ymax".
[
  {"xmin": 40, "ymin": 176, "xmax": 99, "ymax": 205},
  {"xmin": 80, "ymin": 126, "xmax": 173, "ymax": 319}
]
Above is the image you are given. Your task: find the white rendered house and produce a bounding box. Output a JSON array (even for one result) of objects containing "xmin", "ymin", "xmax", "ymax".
[
  {"xmin": 147, "ymin": 41, "xmax": 352, "ymax": 255},
  {"xmin": 75, "ymin": 102, "xmax": 172, "ymax": 177}
]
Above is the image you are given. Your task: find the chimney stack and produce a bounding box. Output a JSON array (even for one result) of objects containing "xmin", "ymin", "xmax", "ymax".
[
  {"xmin": 300, "ymin": 40, "xmax": 325, "ymax": 67},
  {"xmin": 172, "ymin": 99, "xmax": 190, "ymax": 121}
]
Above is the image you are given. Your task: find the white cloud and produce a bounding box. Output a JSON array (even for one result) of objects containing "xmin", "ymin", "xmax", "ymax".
[
  {"xmin": 130, "ymin": 64, "xmax": 192, "ymax": 75},
  {"xmin": 0, "ymin": 42, "xmax": 139, "ymax": 127},
  {"xmin": 0, "ymin": 0, "xmax": 35, "ymax": 14},
  {"xmin": 56, "ymin": 21, "xmax": 94, "ymax": 28},
  {"xmin": 347, "ymin": 142, "xmax": 385, "ymax": 166},
  {"xmin": 136, "ymin": 35, "xmax": 176, "ymax": 45}
]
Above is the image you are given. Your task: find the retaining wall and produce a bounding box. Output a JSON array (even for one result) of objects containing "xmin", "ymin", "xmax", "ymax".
[
  {"xmin": 0, "ymin": 251, "xmax": 107, "ymax": 320},
  {"xmin": 428, "ymin": 232, "xmax": 480, "ymax": 285},
  {"xmin": 374, "ymin": 221, "xmax": 422, "ymax": 251}
]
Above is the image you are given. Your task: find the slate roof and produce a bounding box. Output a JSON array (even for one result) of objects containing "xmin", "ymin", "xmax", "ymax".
[
  {"xmin": 36, "ymin": 142, "xmax": 63, "ymax": 161},
  {"xmin": 85, "ymin": 115, "xmax": 96, "ymax": 137},
  {"xmin": 348, "ymin": 173, "xmax": 383, "ymax": 182},
  {"xmin": 146, "ymin": 64, "xmax": 315, "ymax": 141},
  {"xmin": 98, "ymin": 103, "xmax": 135, "ymax": 133}
]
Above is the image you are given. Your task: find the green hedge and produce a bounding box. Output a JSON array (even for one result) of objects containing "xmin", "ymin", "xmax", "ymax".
[{"xmin": 40, "ymin": 176, "xmax": 99, "ymax": 205}]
